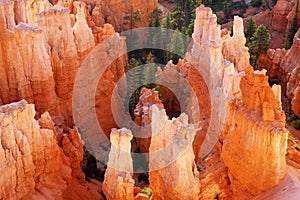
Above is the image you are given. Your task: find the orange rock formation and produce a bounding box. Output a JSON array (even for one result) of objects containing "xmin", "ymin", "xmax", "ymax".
[
  {"xmin": 0, "ymin": 100, "xmax": 100, "ymax": 199},
  {"xmin": 133, "ymin": 88, "xmax": 164, "ymax": 153},
  {"xmin": 102, "ymin": 128, "xmax": 135, "ymax": 200},
  {"xmin": 149, "ymin": 105, "xmax": 200, "ymax": 200},
  {"xmin": 258, "ymin": 30, "xmax": 300, "ymax": 117},
  {"xmin": 189, "ymin": 4, "xmax": 289, "ymax": 198}
]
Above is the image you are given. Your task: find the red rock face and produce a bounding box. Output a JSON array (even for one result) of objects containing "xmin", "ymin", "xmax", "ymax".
[
  {"xmin": 257, "ymin": 49, "xmax": 287, "ymax": 85},
  {"xmin": 165, "ymin": 60, "xmax": 211, "ymax": 162},
  {"xmin": 288, "ymin": 65, "xmax": 300, "ymax": 117},
  {"xmin": 133, "ymin": 88, "xmax": 164, "ymax": 153},
  {"xmin": 101, "ymin": 0, "xmax": 158, "ymax": 31},
  {"xmin": 56, "ymin": 0, "xmax": 158, "ymax": 32},
  {"xmin": 271, "ymin": 0, "xmax": 294, "ymax": 32},
  {"xmin": 92, "ymin": 23, "xmax": 128, "ymax": 137},
  {"xmin": 258, "ymin": 32, "xmax": 300, "ymax": 118},
  {"xmin": 0, "ymin": 1, "xmax": 130, "ymax": 133},
  {"xmin": 285, "ymin": 35, "xmax": 300, "ymax": 118}
]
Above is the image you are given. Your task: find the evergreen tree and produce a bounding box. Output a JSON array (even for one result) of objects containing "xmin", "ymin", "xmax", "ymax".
[
  {"xmin": 249, "ymin": 24, "xmax": 271, "ymax": 68},
  {"xmin": 284, "ymin": 28, "xmax": 292, "ymax": 49},
  {"xmin": 127, "ymin": 58, "xmax": 142, "ymax": 91},
  {"xmin": 245, "ymin": 18, "xmax": 257, "ymax": 44},
  {"xmin": 143, "ymin": 52, "xmax": 156, "ymax": 87},
  {"xmin": 149, "ymin": 8, "xmax": 162, "ymax": 27},
  {"xmin": 166, "ymin": 29, "xmax": 186, "ymax": 64},
  {"xmin": 126, "ymin": 58, "xmax": 143, "ymax": 114},
  {"xmin": 163, "ymin": 12, "xmax": 174, "ymax": 29},
  {"xmin": 123, "ymin": 7, "xmax": 142, "ymax": 29}
]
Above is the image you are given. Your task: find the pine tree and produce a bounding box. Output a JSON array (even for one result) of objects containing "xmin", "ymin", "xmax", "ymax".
[
  {"xmin": 149, "ymin": 8, "xmax": 162, "ymax": 27},
  {"xmin": 166, "ymin": 29, "xmax": 186, "ymax": 64},
  {"xmin": 163, "ymin": 12, "xmax": 173, "ymax": 29},
  {"xmin": 126, "ymin": 58, "xmax": 143, "ymax": 115},
  {"xmin": 143, "ymin": 52, "xmax": 156, "ymax": 87},
  {"xmin": 245, "ymin": 18, "xmax": 257, "ymax": 44},
  {"xmin": 284, "ymin": 28, "xmax": 292, "ymax": 49},
  {"xmin": 249, "ymin": 24, "xmax": 270, "ymax": 68},
  {"xmin": 123, "ymin": 7, "xmax": 142, "ymax": 29}
]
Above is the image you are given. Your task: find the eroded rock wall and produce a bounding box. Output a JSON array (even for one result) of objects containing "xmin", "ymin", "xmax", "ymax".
[
  {"xmin": 190, "ymin": 4, "xmax": 289, "ymax": 197},
  {"xmin": 258, "ymin": 30, "xmax": 300, "ymax": 117},
  {"xmin": 0, "ymin": 1, "xmax": 127, "ymax": 131},
  {"xmin": 0, "ymin": 100, "xmax": 100, "ymax": 200},
  {"xmin": 222, "ymin": 69, "xmax": 288, "ymax": 195}
]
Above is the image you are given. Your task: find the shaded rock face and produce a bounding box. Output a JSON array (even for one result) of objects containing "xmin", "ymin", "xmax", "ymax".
[
  {"xmin": 99, "ymin": 0, "xmax": 158, "ymax": 31},
  {"xmin": 258, "ymin": 33, "xmax": 300, "ymax": 117},
  {"xmin": 284, "ymin": 36, "xmax": 300, "ymax": 118},
  {"xmin": 133, "ymin": 88, "xmax": 164, "ymax": 153},
  {"xmin": 271, "ymin": 0, "xmax": 295, "ymax": 32},
  {"xmin": 55, "ymin": 0, "xmax": 158, "ymax": 31},
  {"xmin": 0, "ymin": 100, "xmax": 100, "ymax": 200},
  {"xmin": 257, "ymin": 49, "xmax": 287, "ymax": 85}
]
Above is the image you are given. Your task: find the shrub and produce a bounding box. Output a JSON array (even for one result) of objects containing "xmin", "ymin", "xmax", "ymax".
[
  {"xmin": 141, "ymin": 187, "xmax": 153, "ymax": 197},
  {"xmin": 292, "ymin": 119, "xmax": 300, "ymax": 130}
]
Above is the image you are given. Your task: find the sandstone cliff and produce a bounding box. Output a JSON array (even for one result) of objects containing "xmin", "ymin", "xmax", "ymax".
[{"xmin": 0, "ymin": 100, "xmax": 101, "ymax": 200}]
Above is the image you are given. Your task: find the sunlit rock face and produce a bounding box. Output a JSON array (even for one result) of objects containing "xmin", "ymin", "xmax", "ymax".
[
  {"xmin": 148, "ymin": 105, "xmax": 200, "ymax": 200},
  {"xmin": 189, "ymin": 4, "xmax": 289, "ymax": 198},
  {"xmin": 102, "ymin": 128, "xmax": 135, "ymax": 200},
  {"xmin": 222, "ymin": 68, "xmax": 288, "ymax": 195},
  {"xmin": 0, "ymin": 100, "xmax": 101, "ymax": 200},
  {"xmin": 0, "ymin": 19, "xmax": 57, "ymax": 117},
  {"xmin": 0, "ymin": 1, "xmax": 128, "ymax": 131},
  {"xmin": 156, "ymin": 60, "xmax": 211, "ymax": 162}
]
